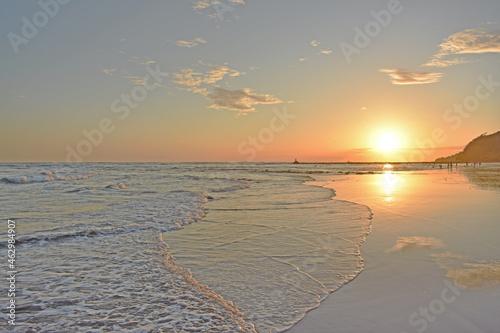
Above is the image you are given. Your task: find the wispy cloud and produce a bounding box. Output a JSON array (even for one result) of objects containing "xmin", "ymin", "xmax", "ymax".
[
  {"xmin": 208, "ymin": 88, "xmax": 282, "ymax": 114},
  {"xmin": 192, "ymin": 0, "xmax": 245, "ymax": 20},
  {"xmin": 380, "ymin": 68, "xmax": 443, "ymax": 85},
  {"xmin": 310, "ymin": 40, "xmax": 320, "ymax": 47},
  {"xmin": 175, "ymin": 37, "xmax": 207, "ymax": 48},
  {"xmin": 141, "ymin": 58, "xmax": 156, "ymax": 65},
  {"xmin": 173, "ymin": 69, "xmax": 207, "ymax": 94},
  {"xmin": 117, "ymin": 58, "xmax": 166, "ymax": 86},
  {"xmin": 193, "ymin": 0, "xmax": 245, "ymax": 9},
  {"xmin": 173, "ymin": 66, "xmax": 243, "ymax": 95},
  {"xmin": 124, "ymin": 75, "xmax": 146, "ymax": 85},
  {"xmin": 424, "ymin": 58, "xmax": 469, "ymax": 68},
  {"xmin": 424, "ymin": 28, "xmax": 500, "ymax": 67},
  {"xmin": 205, "ymin": 66, "xmax": 241, "ymax": 82},
  {"xmin": 193, "ymin": 0, "xmax": 211, "ymax": 9},
  {"xmin": 310, "ymin": 40, "xmax": 332, "ymax": 56},
  {"xmin": 101, "ymin": 68, "xmax": 116, "ymax": 75},
  {"xmin": 128, "ymin": 56, "xmax": 156, "ymax": 66},
  {"xmin": 174, "ymin": 65, "xmax": 281, "ymax": 114}
]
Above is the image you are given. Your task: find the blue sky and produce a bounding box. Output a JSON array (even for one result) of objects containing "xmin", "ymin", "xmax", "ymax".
[{"xmin": 1, "ymin": 0, "xmax": 500, "ymax": 162}]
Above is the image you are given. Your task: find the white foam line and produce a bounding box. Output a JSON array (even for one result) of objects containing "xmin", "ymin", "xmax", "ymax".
[{"xmin": 269, "ymin": 256, "xmax": 327, "ymax": 290}]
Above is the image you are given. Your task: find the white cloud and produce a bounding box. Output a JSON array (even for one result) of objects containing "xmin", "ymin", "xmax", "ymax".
[
  {"xmin": 192, "ymin": 0, "xmax": 245, "ymax": 20},
  {"xmin": 205, "ymin": 66, "xmax": 242, "ymax": 82},
  {"xmin": 141, "ymin": 57, "xmax": 156, "ymax": 65},
  {"xmin": 175, "ymin": 37, "xmax": 207, "ymax": 48},
  {"xmin": 207, "ymin": 88, "xmax": 282, "ymax": 113},
  {"xmin": 423, "ymin": 58, "xmax": 470, "ymax": 68},
  {"xmin": 424, "ymin": 29, "xmax": 500, "ymax": 67},
  {"xmin": 124, "ymin": 76, "xmax": 145, "ymax": 85},
  {"xmin": 193, "ymin": 0, "xmax": 211, "ymax": 9},
  {"xmin": 99, "ymin": 67, "xmax": 116, "ymax": 76},
  {"xmin": 193, "ymin": 0, "xmax": 245, "ymax": 9},
  {"xmin": 128, "ymin": 56, "xmax": 157, "ymax": 66},
  {"xmin": 380, "ymin": 68, "xmax": 443, "ymax": 85},
  {"xmin": 173, "ymin": 69, "xmax": 202, "ymax": 85},
  {"xmin": 311, "ymin": 40, "xmax": 333, "ymax": 56},
  {"xmin": 173, "ymin": 66, "xmax": 243, "ymax": 94},
  {"xmin": 173, "ymin": 65, "xmax": 280, "ymax": 113},
  {"xmin": 310, "ymin": 40, "xmax": 320, "ymax": 47}
]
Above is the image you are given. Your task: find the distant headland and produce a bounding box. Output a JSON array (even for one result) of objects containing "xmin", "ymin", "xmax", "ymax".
[{"xmin": 436, "ymin": 131, "xmax": 500, "ymax": 163}]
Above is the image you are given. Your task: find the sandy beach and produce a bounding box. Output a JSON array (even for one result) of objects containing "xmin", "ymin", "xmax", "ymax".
[
  {"xmin": 288, "ymin": 166, "xmax": 500, "ymax": 333},
  {"xmin": 3, "ymin": 1, "xmax": 500, "ymax": 331}
]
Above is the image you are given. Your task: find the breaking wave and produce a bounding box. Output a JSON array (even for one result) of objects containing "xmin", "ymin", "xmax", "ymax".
[{"xmin": 1, "ymin": 172, "xmax": 105, "ymax": 184}]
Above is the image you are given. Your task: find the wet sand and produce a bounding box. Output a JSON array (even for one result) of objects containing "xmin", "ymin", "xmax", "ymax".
[{"xmin": 288, "ymin": 167, "xmax": 500, "ymax": 333}]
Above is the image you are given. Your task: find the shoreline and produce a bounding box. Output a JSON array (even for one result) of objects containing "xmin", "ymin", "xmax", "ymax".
[{"xmin": 286, "ymin": 167, "xmax": 500, "ymax": 333}]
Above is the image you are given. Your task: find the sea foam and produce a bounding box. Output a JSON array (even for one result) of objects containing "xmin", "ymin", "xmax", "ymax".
[{"xmin": 1, "ymin": 172, "xmax": 104, "ymax": 184}]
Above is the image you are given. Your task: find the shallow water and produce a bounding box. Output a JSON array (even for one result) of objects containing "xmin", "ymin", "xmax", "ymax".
[{"xmin": 0, "ymin": 162, "xmax": 438, "ymax": 332}]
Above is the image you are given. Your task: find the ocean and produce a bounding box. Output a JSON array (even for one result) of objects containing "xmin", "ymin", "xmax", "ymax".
[{"xmin": 1, "ymin": 162, "xmax": 441, "ymax": 332}]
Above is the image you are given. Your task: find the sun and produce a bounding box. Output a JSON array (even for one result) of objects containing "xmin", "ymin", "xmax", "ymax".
[{"xmin": 376, "ymin": 132, "xmax": 401, "ymax": 152}]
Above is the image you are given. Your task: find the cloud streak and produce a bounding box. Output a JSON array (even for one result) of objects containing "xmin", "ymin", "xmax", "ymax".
[
  {"xmin": 173, "ymin": 64, "xmax": 282, "ymax": 114},
  {"xmin": 380, "ymin": 68, "xmax": 443, "ymax": 85},
  {"xmin": 193, "ymin": 0, "xmax": 244, "ymax": 9},
  {"xmin": 207, "ymin": 88, "xmax": 282, "ymax": 113},
  {"xmin": 99, "ymin": 67, "xmax": 116, "ymax": 76},
  {"xmin": 424, "ymin": 28, "xmax": 500, "ymax": 67},
  {"xmin": 192, "ymin": 0, "xmax": 245, "ymax": 20},
  {"xmin": 310, "ymin": 39, "xmax": 332, "ymax": 56},
  {"xmin": 124, "ymin": 75, "xmax": 146, "ymax": 85},
  {"xmin": 175, "ymin": 37, "xmax": 207, "ymax": 48},
  {"xmin": 173, "ymin": 66, "xmax": 243, "ymax": 94}
]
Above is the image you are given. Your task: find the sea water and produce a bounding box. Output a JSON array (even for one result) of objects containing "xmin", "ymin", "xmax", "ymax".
[{"xmin": 0, "ymin": 162, "xmax": 432, "ymax": 332}]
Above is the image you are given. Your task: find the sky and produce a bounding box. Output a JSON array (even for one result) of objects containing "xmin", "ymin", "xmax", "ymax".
[{"xmin": 1, "ymin": 0, "xmax": 500, "ymax": 162}]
